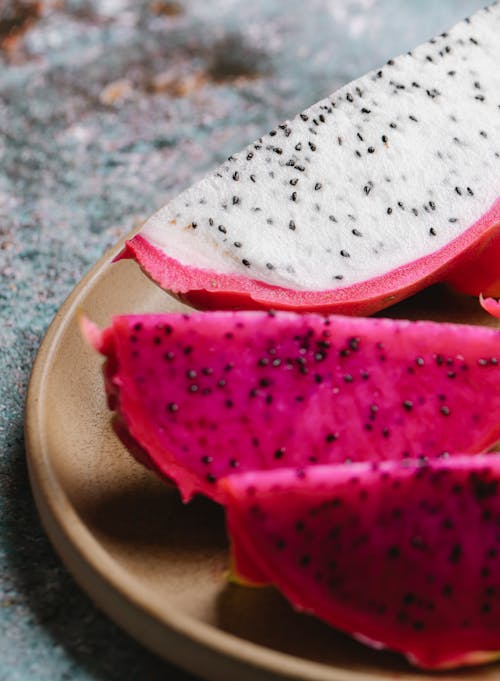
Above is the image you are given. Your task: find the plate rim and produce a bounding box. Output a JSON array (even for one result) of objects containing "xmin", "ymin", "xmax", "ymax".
[{"xmin": 24, "ymin": 240, "xmax": 377, "ymax": 681}]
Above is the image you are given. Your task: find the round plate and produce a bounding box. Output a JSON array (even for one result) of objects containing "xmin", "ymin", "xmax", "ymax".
[{"xmin": 25, "ymin": 241, "xmax": 500, "ymax": 681}]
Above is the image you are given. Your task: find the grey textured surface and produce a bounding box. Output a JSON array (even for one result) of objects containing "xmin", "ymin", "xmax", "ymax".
[{"xmin": 0, "ymin": 1, "xmax": 488, "ymax": 679}]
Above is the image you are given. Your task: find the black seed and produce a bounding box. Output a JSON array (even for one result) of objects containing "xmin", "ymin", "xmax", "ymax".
[
  {"xmin": 409, "ymin": 115, "xmax": 418, "ymax": 122},
  {"xmin": 387, "ymin": 545, "xmax": 400, "ymax": 559},
  {"xmin": 290, "ymin": 178, "xmax": 299, "ymax": 186},
  {"xmin": 295, "ymin": 142, "xmax": 302, "ymax": 151},
  {"xmin": 429, "ymin": 228, "xmax": 437, "ymax": 236},
  {"xmin": 449, "ymin": 543, "xmax": 462, "ymax": 564},
  {"xmin": 234, "ymin": 241, "xmax": 241, "ymax": 248},
  {"xmin": 218, "ymin": 225, "xmax": 227, "ymax": 233},
  {"xmin": 387, "ymin": 207, "xmax": 392, "ymax": 214},
  {"xmin": 340, "ymin": 250, "xmax": 350, "ymax": 258},
  {"xmin": 206, "ymin": 474, "xmax": 217, "ymax": 484},
  {"xmin": 291, "ymin": 192, "xmax": 297, "ymax": 202},
  {"xmin": 403, "ymin": 400, "xmax": 413, "ymax": 411},
  {"xmin": 367, "ymin": 146, "xmax": 375, "ymax": 154},
  {"xmin": 242, "ymin": 259, "xmax": 250, "ymax": 267},
  {"xmin": 201, "ymin": 455, "xmax": 213, "ymax": 464},
  {"xmin": 440, "ymin": 406, "xmax": 451, "ymax": 416},
  {"xmin": 344, "ymin": 374, "xmax": 353, "ymax": 383},
  {"xmin": 381, "ymin": 135, "xmax": 388, "ymax": 143},
  {"xmin": 167, "ymin": 402, "xmax": 178, "ymax": 413},
  {"xmin": 309, "ymin": 142, "xmax": 317, "ymax": 151},
  {"xmin": 232, "ymin": 172, "xmax": 239, "ymax": 181},
  {"xmin": 314, "ymin": 183, "xmax": 322, "ymax": 190},
  {"xmin": 389, "ymin": 122, "xmax": 397, "ymax": 128},
  {"xmin": 300, "ymin": 113, "xmax": 309, "ymax": 121}
]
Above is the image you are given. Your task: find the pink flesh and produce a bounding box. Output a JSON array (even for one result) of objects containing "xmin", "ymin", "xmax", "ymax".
[
  {"xmin": 118, "ymin": 197, "xmax": 500, "ymax": 315},
  {"xmin": 221, "ymin": 458, "xmax": 500, "ymax": 669},
  {"xmin": 85, "ymin": 311, "xmax": 500, "ymax": 503}
]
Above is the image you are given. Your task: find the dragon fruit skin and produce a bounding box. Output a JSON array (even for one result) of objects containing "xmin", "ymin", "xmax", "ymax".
[
  {"xmin": 481, "ymin": 294, "xmax": 500, "ymax": 319},
  {"xmin": 84, "ymin": 311, "xmax": 500, "ymax": 504},
  {"xmin": 119, "ymin": 4, "xmax": 500, "ymax": 316},
  {"xmin": 220, "ymin": 457, "xmax": 500, "ymax": 670}
]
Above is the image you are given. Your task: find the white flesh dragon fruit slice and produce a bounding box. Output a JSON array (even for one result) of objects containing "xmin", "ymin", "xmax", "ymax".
[{"xmin": 120, "ymin": 4, "xmax": 500, "ymax": 314}]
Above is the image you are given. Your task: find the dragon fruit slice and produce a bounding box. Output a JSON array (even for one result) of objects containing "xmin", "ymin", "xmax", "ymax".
[
  {"xmin": 84, "ymin": 311, "xmax": 500, "ymax": 503},
  {"xmin": 221, "ymin": 457, "xmax": 500, "ymax": 669},
  {"xmin": 119, "ymin": 4, "xmax": 500, "ymax": 315}
]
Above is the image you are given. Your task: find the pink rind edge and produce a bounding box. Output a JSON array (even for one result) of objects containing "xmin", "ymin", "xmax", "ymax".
[
  {"xmin": 117, "ymin": 196, "xmax": 500, "ymax": 314},
  {"xmin": 480, "ymin": 294, "xmax": 500, "ymax": 319}
]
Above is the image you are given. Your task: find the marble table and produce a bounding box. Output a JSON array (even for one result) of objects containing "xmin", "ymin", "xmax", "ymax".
[{"xmin": 0, "ymin": 1, "xmax": 487, "ymax": 679}]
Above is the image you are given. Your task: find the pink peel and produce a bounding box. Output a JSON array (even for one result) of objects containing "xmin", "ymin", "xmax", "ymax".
[
  {"xmin": 480, "ymin": 294, "xmax": 500, "ymax": 319},
  {"xmin": 120, "ymin": 201, "xmax": 500, "ymax": 315}
]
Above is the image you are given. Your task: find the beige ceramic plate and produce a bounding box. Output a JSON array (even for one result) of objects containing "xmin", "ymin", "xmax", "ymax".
[{"xmin": 25, "ymin": 241, "xmax": 500, "ymax": 681}]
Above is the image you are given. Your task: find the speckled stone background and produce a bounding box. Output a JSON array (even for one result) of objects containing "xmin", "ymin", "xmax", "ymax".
[{"xmin": 0, "ymin": 1, "xmax": 489, "ymax": 679}]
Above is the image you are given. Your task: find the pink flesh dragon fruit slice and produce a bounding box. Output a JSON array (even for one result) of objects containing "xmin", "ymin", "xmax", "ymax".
[
  {"xmin": 84, "ymin": 311, "xmax": 500, "ymax": 503},
  {"xmin": 119, "ymin": 4, "xmax": 500, "ymax": 315},
  {"xmin": 220, "ymin": 457, "xmax": 500, "ymax": 669}
]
